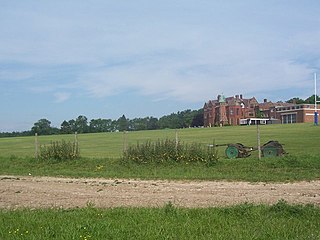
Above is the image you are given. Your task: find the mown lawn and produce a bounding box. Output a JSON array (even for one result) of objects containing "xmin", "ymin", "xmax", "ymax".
[
  {"xmin": 0, "ymin": 123, "xmax": 319, "ymax": 158},
  {"xmin": 0, "ymin": 201, "xmax": 319, "ymax": 240}
]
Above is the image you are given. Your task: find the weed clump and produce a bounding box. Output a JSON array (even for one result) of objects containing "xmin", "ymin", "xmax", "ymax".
[
  {"xmin": 39, "ymin": 140, "xmax": 80, "ymax": 161},
  {"xmin": 122, "ymin": 139, "xmax": 218, "ymax": 166}
]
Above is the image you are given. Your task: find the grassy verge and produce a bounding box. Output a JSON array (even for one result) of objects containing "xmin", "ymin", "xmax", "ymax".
[
  {"xmin": 0, "ymin": 201, "xmax": 319, "ymax": 239},
  {"xmin": 1, "ymin": 154, "xmax": 319, "ymax": 182}
]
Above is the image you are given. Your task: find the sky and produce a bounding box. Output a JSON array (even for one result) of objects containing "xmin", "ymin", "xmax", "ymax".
[{"xmin": 1, "ymin": 0, "xmax": 320, "ymax": 132}]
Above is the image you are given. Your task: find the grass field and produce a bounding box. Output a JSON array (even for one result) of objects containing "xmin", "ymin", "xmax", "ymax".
[
  {"xmin": 1, "ymin": 124, "xmax": 320, "ymax": 239},
  {"xmin": 1, "ymin": 201, "xmax": 319, "ymax": 240},
  {"xmin": 0, "ymin": 123, "xmax": 319, "ymax": 182},
  {"xmin": 0, "ymin": 123, "xmax": 319, "ymax": 158}
]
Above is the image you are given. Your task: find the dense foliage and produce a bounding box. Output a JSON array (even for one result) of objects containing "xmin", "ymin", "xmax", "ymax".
[
  {"xmin": 286, "ymin": 94, "xmax": 320, "ymax": 104},
  {"xmin": 39, "ymin": 140, "xmax": 80, "ymax": 161},
  {"xmin": 0, "ymin": 109, "xmax": 203, "ymax": 137},
  {"xmin": 122, "ymin": 139, "xmax": 218, "ymax": 166}
]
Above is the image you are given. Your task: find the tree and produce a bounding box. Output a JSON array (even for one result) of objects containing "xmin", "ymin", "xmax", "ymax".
[
  {"xmin": 128, "ymin": 118, "xmax": 147, "ymax": 131},
  {"xmin": 89, "ymin": 118, "xmax": 113, "ymax": 132},
  {"xmin": 286, "ymin": 97, "xmax": 305, "ymax": 104},
  {"xmin": 191, "ymin": 110, "xmax": 204, "ymax": 127},
  {"xmin": 118, "ymin": 115, "xmax": 128, "ymax": 131},
  {"xmin": 146, "ymin": 117, "xmax": 159, "ymax": 130},
  {"xmin": 60, "ymin": 120, "xmax": 72, "ymax": 134},
  {"xmin": 304, "ymin": 95, "xmax": 320, "ymax": 104},
  {"xmin": 68, "ymin": 119, "xmax": 76, "ymax": 133},
  {"xmin": 31, "ymin": 119, "xmax": 52, "ymax": 135},
  {"xmin": 75, "ymin": 115, "xmax": 89, "ymax": 133}
]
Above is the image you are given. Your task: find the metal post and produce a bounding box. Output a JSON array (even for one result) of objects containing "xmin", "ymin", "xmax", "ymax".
[{"xmin": 315, "ymin": 73, "xmax": 318, "ymax": 126}]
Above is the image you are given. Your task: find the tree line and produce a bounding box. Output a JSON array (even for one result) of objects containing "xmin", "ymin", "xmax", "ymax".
[
  {"xmin": 286, "ymin": 95, "xmax": 320, "ymax": 104},
  {"xmin": 1, "ymin": 94, "xmax": 319, "ymax": 137},
  {"xmin": 0, "ymin": 109, "xmax": 204, "ymax": 137}
]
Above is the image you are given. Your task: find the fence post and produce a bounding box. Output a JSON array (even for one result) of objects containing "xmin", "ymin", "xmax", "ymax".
[
  {"xmin": 175, "ymin": 129, "xmax": 179, "ymax": 151},
  {"xmin": 123, "ymin": 131, "xmax": 128, "ymax": 153},
  {"xmin": 34, "ymin": 133, "xmax": 39, "ymax": 158},
  {"xmin": 257, "ymin": 123, "xmax": 261, "ymax": 160},
  {"xmin": 74, "ymin": 132, "xmax": 78, "ymax": 155}
]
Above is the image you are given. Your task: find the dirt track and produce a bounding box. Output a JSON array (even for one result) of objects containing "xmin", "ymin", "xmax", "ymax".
[{"xmin": 0, "ymin": 175, "xmax": 320, "ymax": 209}]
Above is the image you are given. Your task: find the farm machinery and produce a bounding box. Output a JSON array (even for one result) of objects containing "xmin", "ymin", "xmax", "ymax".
[{"xmin": 214, "ymin": 140, "xmax": 286, "ymax": 159}]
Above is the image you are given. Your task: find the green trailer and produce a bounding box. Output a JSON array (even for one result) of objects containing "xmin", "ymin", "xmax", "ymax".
[{"xmin": 215, "ymin": 140, "xmax": 286, "ymax": 159}]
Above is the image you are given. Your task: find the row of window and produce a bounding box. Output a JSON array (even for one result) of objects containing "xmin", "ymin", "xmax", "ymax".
[
  {"xmin": 276, "ymin": 105, "xmax": 311, "ymax": 112},
  {"xmin": 282, "ymin": 114, "xmax": 297, "ymax": 124}
]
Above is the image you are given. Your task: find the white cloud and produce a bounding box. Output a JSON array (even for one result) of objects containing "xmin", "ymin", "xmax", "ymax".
[
  {"xmin": 53, "ymin": 92, "xmax": 71, "ymax": 103},
  {"xmin": 0, "ymin": 1, "xmax": 320, "ymax": 107}
]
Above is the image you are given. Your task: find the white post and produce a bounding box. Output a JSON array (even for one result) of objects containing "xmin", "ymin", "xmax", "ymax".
[
  {"xmin": 315, "ymin": 73, "xmax": 317, "ymax": 111},
  {"xmin": 315, "ymin": 73, "xmax": 319, "ymax": 126}
]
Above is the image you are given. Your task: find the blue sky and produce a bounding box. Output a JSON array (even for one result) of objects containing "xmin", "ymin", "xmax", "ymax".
[{"xmin": 1, "ymin": 0, "xmax": 320, "ymax": 132}]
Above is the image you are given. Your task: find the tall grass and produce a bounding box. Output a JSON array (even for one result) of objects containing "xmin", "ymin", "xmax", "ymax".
[
  {"xmin": 39, "ymin": 140, "xmax": 80, "ymax": 161},
  {"xmin": 122, "ymin": 139, "xmax": 218, "ymax": 166},
  {"xmin": 0, "ymin": 201, "xmax": 319, "ymax": 239}
]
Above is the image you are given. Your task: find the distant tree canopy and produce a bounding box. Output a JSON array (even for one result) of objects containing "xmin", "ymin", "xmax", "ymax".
[
  {"xmin": 305, "ymin": 95, "xmax": 320, "ymax": 104},
  {"xmin": 286, "ymin": 95, "xmax": 320, "ymax": 104},
  {"xmin": 31, "ymin": 119, "xmax": 52, "ymax": 135},
  {"xmin": 20, "ymin": 108, "xmax": 204, "ymax": 136},
  {"xmin": 0, "ymin": 94, "xmax": 318, "ymax": 137},
  {"xmin": 286, "ymin": 97, "xmax": 305, "ymax": 104}
]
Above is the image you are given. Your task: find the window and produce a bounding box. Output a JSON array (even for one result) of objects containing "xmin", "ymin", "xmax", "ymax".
[
  {"xmin": 230, "ymin": 109, "xmax": 234, "ymax": 115},
  {"xmin": 282, "ymin": 114, "xmax": 297, "ymax": 124}
]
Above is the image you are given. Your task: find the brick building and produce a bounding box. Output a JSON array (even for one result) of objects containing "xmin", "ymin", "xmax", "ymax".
[
  {"xmin": 204, "ymin": 94, "xmax": 320, "ymax": 126},
  {"xmin": 271, "ymin": 104, "xmax": 319, "ymax": 124},
  {"xmin": 203, "ymin": 94, "xmax": 259, "ymax": 127}
]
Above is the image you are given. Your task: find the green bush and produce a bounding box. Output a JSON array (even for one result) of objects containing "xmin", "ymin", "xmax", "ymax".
[
  {"xmin": 122, "ymin": 139, "xmax": 218, "ymax": 166},
  {"xmin": 39, "ymin": 140, "xmax": 80, "ymax": 161}
]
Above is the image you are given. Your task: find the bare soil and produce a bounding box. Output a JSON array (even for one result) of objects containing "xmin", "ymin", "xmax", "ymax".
[{"xmin": 0, "ymin": 175, "xmax": 320, "ymax": 209}]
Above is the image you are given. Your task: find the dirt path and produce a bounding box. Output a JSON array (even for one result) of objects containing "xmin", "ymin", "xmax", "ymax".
[{"xmin": 0, "ymin": 175, "xmax": 320, "ymax": 209}]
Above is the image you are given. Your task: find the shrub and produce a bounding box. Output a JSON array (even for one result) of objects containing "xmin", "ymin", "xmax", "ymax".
[
  {"xmin": 39, "ymin": 140, "xmax": 80, "ymax": 161},
  {"xmin": 122, "ymin": 139, "xmax": 218, "ymax": 166}
]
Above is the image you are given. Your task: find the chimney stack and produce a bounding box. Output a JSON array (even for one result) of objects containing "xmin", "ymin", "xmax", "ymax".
[{"xmin": 264, "ymin": 99, "xmax": 267, "ymax": 103}]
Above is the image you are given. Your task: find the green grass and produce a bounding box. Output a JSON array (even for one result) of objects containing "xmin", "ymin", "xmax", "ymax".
[
  {"xmin": 1, "ymin": 125, "xmax": 319, "ymax": 238},
  {"xmin": 0, "ymin": 123, "xmax": 319, "ymax": 158},
  {"xmin": 0, "ymin": 154, "xmax": 319, "ymax": 182},
  {"xmin": 0, "ymin": 123, "xmax": 319, "ymax": 182},
  {"xmin": 1, "ymin": 201, "xmax": 319, "ymax": 239}
]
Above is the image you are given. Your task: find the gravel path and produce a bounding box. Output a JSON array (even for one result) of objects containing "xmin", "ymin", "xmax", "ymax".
[{"xmin": 1, "ymin": 175, "xmax": 319, "ymax": 209}]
